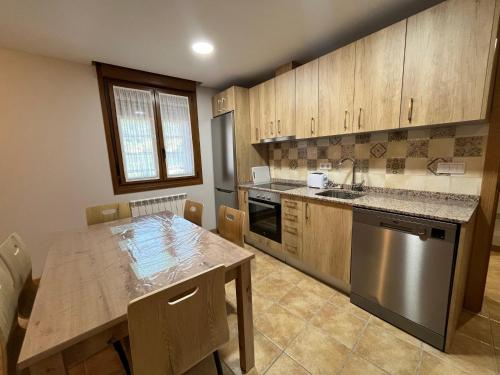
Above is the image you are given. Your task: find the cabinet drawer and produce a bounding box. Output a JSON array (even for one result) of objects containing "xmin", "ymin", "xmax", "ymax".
[
  {"xmin": 283, "ymin": 212, "xmax": 300, "ymax": 224},
  {"xmin": 283, "ymin": 240, "xmax": 301, "ymax": 258},
  {"xmin": 283, "ymin": 223, "xmax": 300, "ymax": 236},
  {"xmin": 283, "ymin": 199, "xmax": 302, "ymax": 211}
]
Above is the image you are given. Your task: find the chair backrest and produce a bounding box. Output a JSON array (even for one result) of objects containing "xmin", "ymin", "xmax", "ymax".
[
  {"xmin": 85, "ymin": 202, "xmax": 132, "ymax": 226},
  {"xmin": 128, "ymin": 266, "xmax": 229, "ymax": 375},
  {"xmin": 217, "ymin": 206, "xmax": 245, "ymax": 247},
  {"xmin": 0, "ymin": 233, "xmax": 31, "ymax": 296},
  {"xmin": 0, "ymin": 262, "xmax": 17, "ymax": 375},
  {"xmin": 183, "ymin": 200, "xmax": 204, "ymax": 227}
]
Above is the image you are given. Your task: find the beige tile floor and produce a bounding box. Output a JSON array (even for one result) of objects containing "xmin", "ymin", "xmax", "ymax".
[{"xmin": 219, "ymin": 246, "xmax": 500, "ymax": 375}]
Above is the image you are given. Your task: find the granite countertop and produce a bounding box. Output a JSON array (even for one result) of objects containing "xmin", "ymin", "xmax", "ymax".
[{"xmin": 239, "ymin": 183, "xmax": 479, "ymax": 224}]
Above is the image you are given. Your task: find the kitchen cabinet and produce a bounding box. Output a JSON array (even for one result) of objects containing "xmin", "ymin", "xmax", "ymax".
[
  {"xmin": 249, "ymin": 86, "xmax": 260, "ymax": 144},
  {"xmin": 353, "ymin": 20, "xmax": 406, "ymax": 133},
  {"xmin": 302, "ymin": 200, "xmax": 352, "ymax": 284},
  {"xmin": 319, "ymin": 43, "xmax": 356, "ymax": 136},
  {"xmin": 400, "ymin": 0, "xmax": 497, "ymax": 127},
  {"xmin": 296, "ymin": 59, "xmax": 319, "ymax": 139},
  {"xmin": 259, "ymin": 78, "xmax": 276, "ymax": 139},
  {"xmin": 238, "ymin": 189, "xmax": 249, "ymax": 236},
  {"xmin": 281, "ymin": 198, "xmax": 304, "ymax": 261},
  {"xmin": 212, "ymin": 87, "xmax": 235, "ymax": 116},
  {"xmin": 275, "ymin": 69, "xmax": 296, "ymax": 137}
]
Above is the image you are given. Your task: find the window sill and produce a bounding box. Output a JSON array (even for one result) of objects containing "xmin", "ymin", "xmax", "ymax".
[{"xmin": 112, "ymin": 176, "xmax": 204, "ymax": 195}]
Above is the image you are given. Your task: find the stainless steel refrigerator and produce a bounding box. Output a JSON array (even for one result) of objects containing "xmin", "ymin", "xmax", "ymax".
[{"xmin": 211, "ymin": 112, "xmax": 237, "ymax": 215}]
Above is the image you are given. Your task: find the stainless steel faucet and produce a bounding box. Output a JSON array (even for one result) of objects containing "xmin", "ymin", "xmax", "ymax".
[{"xmin": 337, "ymin": 157, "xmax": 365, "ymax": 191}]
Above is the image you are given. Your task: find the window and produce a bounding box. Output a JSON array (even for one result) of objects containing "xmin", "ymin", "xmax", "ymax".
[{"xmin": 95, "ymin": 63, "xmax": 202, "ymax": 194}]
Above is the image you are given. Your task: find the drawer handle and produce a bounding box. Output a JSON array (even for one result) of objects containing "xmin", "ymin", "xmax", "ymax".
[
  {"xmin": 408, "ymin": 98, "xmax": 414, "ymax": 123},
  {"xmin": 285, "ymin": 201, "xmax": 297, "ymax": 208},
  {"xmin": 285, "ymin": 244, "xmax": 298, "ymax": 254},
  {"xmin": 284, "ymin": 226, "xmax": 298, "ymax": 235},
  {"xmin": 284, "ymin": 213, "xmax": 298, "ymax": 222}
]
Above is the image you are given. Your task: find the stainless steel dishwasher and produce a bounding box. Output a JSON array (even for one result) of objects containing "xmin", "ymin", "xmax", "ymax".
[{"xmin": 350, "ymin": 207, "xmax": 459, "ymax": 350}]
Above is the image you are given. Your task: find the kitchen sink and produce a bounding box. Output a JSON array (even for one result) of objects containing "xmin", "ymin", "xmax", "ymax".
[{"xmin": 315, "ymin": 190, "xmax": 365, "ymax": 200}]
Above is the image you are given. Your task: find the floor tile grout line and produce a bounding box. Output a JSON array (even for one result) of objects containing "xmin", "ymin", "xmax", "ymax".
[{"xmin": 414, "ymin": 343, "xmax": 424, "ymax": 375}]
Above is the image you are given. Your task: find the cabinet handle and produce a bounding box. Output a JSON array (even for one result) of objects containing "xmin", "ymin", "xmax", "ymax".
[
  {"xmin": 358, "ymin": 108, "xmax": 362, "ymax": 130},
  {"xmin": 217, "ymin": 99, "xmax": 221, "ymax": 112},
  {"xmin": 285, "ymin": 201, "xmax": 297, "ymax": 208},
  {"xmin": 408, "ymin": 98, "xmax": 414, "ymax": 123},
  {"xmin": 344, "ymin": 110, "xmax": 348, "ymax": 131},
  {"xmin": 255, "ymin": 127, "xmax": 259, "ymax": 141},
  {"xmin": 310, "ymin": 117, "xmax": 315, "ymax": 135},
  {"xmin": 221, "ymin": 97, "xmax": 225, "ymax": 111},
  {"xmin": 305, "ymin": 203, "xmax": 310, "ymax": 220},
  {"xmin": 270, "ymin": 121, "xmax": 274, "ymax": 135},
  {"xmin": 277, "ymin": 119, "xmax": 281, "ymax": 134},
  {"xmin": 284, "ymin": 213, "xmax": 298, "ymax": 222}
]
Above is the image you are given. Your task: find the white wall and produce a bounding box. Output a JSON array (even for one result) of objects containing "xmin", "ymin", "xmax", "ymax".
[{"xmin": 0, "ymin": 48, "xmax": 217, "ymax": 276}]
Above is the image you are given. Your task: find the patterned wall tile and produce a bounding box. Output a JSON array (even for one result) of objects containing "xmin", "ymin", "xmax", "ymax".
[
  {"xmin": 370, "ymin": 143, "xmax": 387, "ymax": 158},
  {"xmin": 407, "ymin": 140, "xmax": 429, "ymax": 158},
  {"xmin": 329, "ymin": 136, "xmax": 342, "ymax": 145},
  {"xmin": 273, "ymin": 149, "xmax": 282, "ymax": 160},
  {"xmin": 355, "ymin": 143, "xmax": 371, "ymax": 159},
  {"xmin": 386, "ymin": 158, "xmax": 405, "ymax": 174},
  {"xmin": 328, "ymin": 145, "xmax": 341, "ymax": 159},
  {"xmin": 307, "ymin": 159, "xmax": 317, "ymax": 170},
  {"xmin": 454, "ymin": 136, "xmax": 484, "ymax": 157},
  {"xmin": 317, "ymin": 146, "xmax": 328, "ymax": 159},
  {"xmin": 281, "ymin": 148, "xmax": 289, "ymax": 159},
  {"xmin": 308, "ymin": 139, "xmax": 317, "ymax": 147},
  {"xmin": 298, "ymin": 147, "xmax": 307, "ymax": 159},
  {"xmin": 388, "ymin": 130, "xmax": 408, "ymax": 142},
  {"xmin": 355, "ymin": 159, "xmax": 369, "ymax": 173},
  {"xmin": 430, "ymin": 126, "xmax": 456, "ymax": 139},
  {"xmin": 307, "ymin": 146, "xmax": 318, "ymax": 159},
  {"xmin": 289, "ymin": 160, "xmax": 298, "ymax": 170},
  {"xmin": 341, "ymin": 144, "xmax": 355, "ymax": 159},
  {"xmin": 355, "ymin": 134, "xmax": 371, "ymax": 144},
  {"xmin": 274, "ymin": 143, "xmax": 281, "ymax": 149},
  {"xmin": 387, "ymin": 141, "xmax": 408, "ymax": 158},
  {"xmin": 428, "ymin": 138, "xmax": 454, "ymax": 158},
  {"xmin": 288, "ymin": 148, "xmax": 298, "ymax": 160}
]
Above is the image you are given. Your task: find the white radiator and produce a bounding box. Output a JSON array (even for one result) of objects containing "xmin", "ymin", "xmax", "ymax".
[{"xmin": 130, "ymin": 193, "xmax": 187, "ymax": 217}]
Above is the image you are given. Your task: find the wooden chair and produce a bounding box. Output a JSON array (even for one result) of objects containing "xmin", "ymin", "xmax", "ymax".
[
  {"xmin": 0, "ymin": 233, "xmax": 37, "ymax": 320},
  {"xmin": 127, "ymin": 265, "xmax": 229, "ymax": 375},
  {"xmin": 184, "ymin": 200, "xmax": 204, "ymax": 227},
  {"xmin": 0, "ymin": 261, "xmax": 20, "ymax": 375},
  {"xmin": 85, "ymin": 202, "xmax": 132, "ymax": 226},
  {"xmin": 216, "ymin": 206, "xmax": 245, "ymax": 247}
]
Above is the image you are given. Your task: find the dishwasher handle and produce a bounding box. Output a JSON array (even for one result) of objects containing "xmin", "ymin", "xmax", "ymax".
[{"xmin": 380, "ymin": 221, "xmax": 428, "ymax": 240}]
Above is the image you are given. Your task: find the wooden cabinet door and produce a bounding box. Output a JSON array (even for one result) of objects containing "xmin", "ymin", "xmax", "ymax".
[
  {"xmin": 296, "ymin": 59, "xmax": 319, "ymax": 139},
  {"xmin": 319, "ymin": 43, "xmax": 356, "ymax": 136},
  {"xmin": 275, "ymin": 69, "xmax": 296, "ymax": 137},
  {"xmin": 249, "ymin": 86, "xmax": 261, "ymax": 144},
  {"xmin": 400, "ymin": 0, "xmax": 496, "ymax": 127},
  {"xmin": 282, "ymin": 198, "xmax": 303, "ymax": 261},
  {"xmin": 238, "ymin": 189, "xmax": 249, "ymax": 236},
  {"xmin": 353, "ymin": 20, "xmax": 406, "ymax": 133},
  {"xmin": 302, "ymin": 201, "xmax": 352, "ymax": 284},
  {"xmin": 259, "ymin": 78, "xmax": 276, "ymax": 139}
]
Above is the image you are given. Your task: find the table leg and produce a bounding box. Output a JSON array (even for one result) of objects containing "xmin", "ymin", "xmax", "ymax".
[
  {"xmin": 235, "ymin": 261, "xmax": 255, "ymax": 373},
  {"xmin": 29, "ymin": 353, "xmax": 67, "ymax": 374}
]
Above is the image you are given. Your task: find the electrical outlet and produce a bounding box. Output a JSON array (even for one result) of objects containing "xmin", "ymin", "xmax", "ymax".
[
  {"xmin": 436, "ymin": 162, "xmax": 466, "ymax": 175},
  {"xmin": 319, "ymin": 162, "xmax": 332, "ymax": 170}
]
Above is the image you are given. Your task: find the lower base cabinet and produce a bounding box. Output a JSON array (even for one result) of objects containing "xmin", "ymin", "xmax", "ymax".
[{"xmin": 282, "ymin": 197, "xmax": 353, "ymax": 285}]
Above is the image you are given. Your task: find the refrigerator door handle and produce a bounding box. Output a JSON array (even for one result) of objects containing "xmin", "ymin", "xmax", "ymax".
[{"xmin": 216, "ymin": 188, "xmax": 234, "ymax": 194}]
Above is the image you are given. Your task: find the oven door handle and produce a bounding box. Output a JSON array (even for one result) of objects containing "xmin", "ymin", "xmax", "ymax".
[{"xmin": 248, "ymin": 200, "xmax": 277, "ymax": 209}]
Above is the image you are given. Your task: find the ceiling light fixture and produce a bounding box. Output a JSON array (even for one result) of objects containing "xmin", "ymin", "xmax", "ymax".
[{"xmin": 192, "ymin": 41, "xmax": 214, "ymax": 55}]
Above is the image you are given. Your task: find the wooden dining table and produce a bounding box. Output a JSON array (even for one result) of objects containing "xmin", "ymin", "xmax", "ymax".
[{"xmin": 18, "ymin": 211, "xmax": 255, "ymax": 374}]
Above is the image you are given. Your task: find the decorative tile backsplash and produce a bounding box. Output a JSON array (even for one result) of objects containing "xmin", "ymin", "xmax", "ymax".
[{"xmin": 269, "ymin": 124, "xmax": 488, "ymax": 195}]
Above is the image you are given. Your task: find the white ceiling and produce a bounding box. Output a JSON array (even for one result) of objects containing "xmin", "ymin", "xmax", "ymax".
[{"xmin": 0, "ymin": 0, "xmax": 443, "ymax": 89}]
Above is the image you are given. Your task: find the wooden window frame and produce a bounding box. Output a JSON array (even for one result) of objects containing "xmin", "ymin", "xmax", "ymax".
[{"xmin": 95, "ymin": 63, "xmax": 203, "ymax": 194}]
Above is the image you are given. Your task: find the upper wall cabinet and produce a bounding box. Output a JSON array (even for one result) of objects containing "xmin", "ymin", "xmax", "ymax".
[
  {"xmin": 400, "ymin": 0, "xmax": 497, "ymax": 127},
  {"xmin": 296, "ymin": 59, "xmax": 319, "ymax": 139},
  {"xmin": 275, "ymin": 69, "xmax": 296, "ymax": 138},
  {"xmin": 249, "ymin": 86, "xmax": 261, "ymax": 144},
  {"xmin": 259, "ymin": 78, "xmax": 276, "ymax": 139},
  {"xmin": 353, "ymin": 20, "xmax": 406, "ymax": 133},
  {"xmin": 319, "ymin": 43, "xmax": 356, "ymax": 136},
  {"xmin": 212, "ymin": 87, "xmax": 235, "ymax": 116}
]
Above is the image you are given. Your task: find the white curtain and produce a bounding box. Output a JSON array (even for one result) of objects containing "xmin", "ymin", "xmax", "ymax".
[
  {"xmin": 113, "ymin": 86, "xmax": 159, "ymax": 181},
  {"xmin": 158, "ymin": 93, "xmax": 195, "ymax": 177}
]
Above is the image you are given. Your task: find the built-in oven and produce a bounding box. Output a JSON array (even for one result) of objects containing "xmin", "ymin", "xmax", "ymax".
[{"xmin": 248, "ymin": 189, "xmax": 281, "ymax": 243}]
